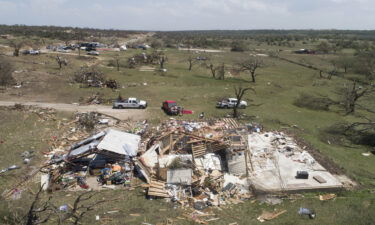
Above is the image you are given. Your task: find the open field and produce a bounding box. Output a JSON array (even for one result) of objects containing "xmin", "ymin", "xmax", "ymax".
[{"xmin": 1, "ymin": 30, "xmax": 375, "ymax": 224}]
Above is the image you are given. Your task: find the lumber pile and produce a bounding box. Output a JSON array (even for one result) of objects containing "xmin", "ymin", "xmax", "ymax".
[{"xmin": 147, "ymin": 180, "xmax": 169, "ymax": 198}]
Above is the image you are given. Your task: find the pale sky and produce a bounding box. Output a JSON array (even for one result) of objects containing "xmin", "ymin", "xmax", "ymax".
[{"xmin": 0, "ymin": 0, "xmax": 374, "ymax": 30}]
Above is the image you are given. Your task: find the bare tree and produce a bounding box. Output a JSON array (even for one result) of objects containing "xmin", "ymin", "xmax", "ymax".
[
  {"xmin": 216, "ymin": 63, "xmax": 225, "ymax": 80},
  {"xmin": 332, "ymin": 55, "xmax": 355, "ymax": 73},
  {"xmin": 356, "ymin": 51, "xmax": 375, "ymax": 81},
  {"xmin": 342, "ymin": 117, "xmax": 375, "ymax": 146},
  {"xmin": 187, "ymin": 54, "xmax": 208, "ymax": 71},
  {"xmin": 63, "ymin": 191, "xmax": 111, "ymax": 225},
  {"xmin": 113, "ymin": 54, "xmax": 120, "ymax": 71},
  {"xmin": 338, "ymin": 81, "xmax": 375, "ymax": 114},
  {"xmin": 56, "ymin": 55, "xmax": 68, "ymax": 70},
  {"xmin": 17, "ymin": 186, "xmax": 114, "ymax": 225},
  {"xmin": 209, "ymin": 63, "xmax": 217, "ymax": 79},
  {"xmin": 206, "ymin": 62, "xmax": 225, "ymax": 79},
  {"xmin": 345, "ymin": 119, "xmax": 375, "ymax": 133},
  {"xmin": 24, "ymin": 185, "xmax": 54, "ymax": 225},
  {"xmin": 9, "ymin": 40, "xmax": 26, "ymax": 57},
  {"xmin": 187, "ymin": 55, "xmax": 196, "ymax": 71},
  {"xmin": 76, "ymin": 32, "xmax": 84, "ymax": 57},
  {"xmin": 0, "ymin": 56, "xmax": 15, "ymax": 86},
  {"xmin": 159, "ymin": 55, "xmax": 166, "ymax": 69},
  {"xmin": 237, "ymin": 56, "xmax": 265, "ymax": 82},
  {"xmin": 233, "ymin": 86, "xmax": 255, "ymax": 118}
]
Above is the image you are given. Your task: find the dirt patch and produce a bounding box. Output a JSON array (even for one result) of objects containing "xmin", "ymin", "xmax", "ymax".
[{"xmin": 0, "ymin": 100, "xmax": 148, "ymax": 121}]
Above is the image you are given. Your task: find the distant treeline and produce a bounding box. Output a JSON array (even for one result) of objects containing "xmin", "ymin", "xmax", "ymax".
[
  {"xmin": 157, "ymin": 29, "xmax": 375, "ymax": 40},
  {"xmin": 0, "ymin": 24, "xmax": 144, "ymax": 40},
  {"xmin": 155, "ymin": 30, "xmax": 375, "ymax": 49}
]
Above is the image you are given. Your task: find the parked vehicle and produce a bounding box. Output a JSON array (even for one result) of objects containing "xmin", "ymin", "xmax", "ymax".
[
  {"xmin": 87, "ymin": 51, "xmax": 99, "ymax": 56},
  {"xmin": 22, "ymin": 49, "xmax": 40, "ymax": 55},
  {"xmin": 162, "ymin": 100, "xmax": 182, "ymax": 115},
  {"xmin": 216, "ymin": 98, "xmax": 247, "ymax": 109},
  {"xmin": 120, "ymin": 45, "xmax": 127, "ymax": 51},
  {"xmin": 29, "ymin": 50, "xmax": 40, "ymax": 55},
  {"xmin": 113, "ymin": 98, "xmax": 147, "ymax": 109}
]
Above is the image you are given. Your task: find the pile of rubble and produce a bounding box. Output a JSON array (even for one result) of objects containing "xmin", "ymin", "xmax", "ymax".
[
  {"xmin": 30, "ymin": 118, "xmax": 257, "ymax": 209},
  {"xmin": 4, "ymin": 114, "xmax": 345, "ymax": 214},
  {"xmin": 138, "ymin": 119, "xmax": 256, "ymax": 209}
]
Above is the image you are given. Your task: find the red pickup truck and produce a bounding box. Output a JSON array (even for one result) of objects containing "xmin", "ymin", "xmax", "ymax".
[{"xmin": 162, "ymin": 100, "xmax": 181, "ymax": 115}]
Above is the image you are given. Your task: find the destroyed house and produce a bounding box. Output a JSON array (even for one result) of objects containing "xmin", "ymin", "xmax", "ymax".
[{"xmin": 23, "ymin": 118, "xmax": 345, "ymax": 211}]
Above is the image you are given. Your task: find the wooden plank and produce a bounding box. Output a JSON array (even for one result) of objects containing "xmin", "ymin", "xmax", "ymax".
[
  {"xmin": 148, "ymin": 190, "xmax": 168, "ymax": 195},
  {"xmin": 169, "ymin": 134, "xmax": 173, "ymax": 152},
  {"xmin": 148, "ymin": 191, "xmax": 169, "ymax": 196},
  {"xmin": 150, "ymin": 180, "xmax": 165, "ymax": 185},
  {"xmin": 156, "ymin": 130, "xmax": 175, "ymax": 141},
  {"xmin": 148, "ymin": 192, "xmax": 169, "ymax": 198},
  {"xmin": 148, "ymin": 188, "xmax": 168, "ymax": 194},
  {"xmin": 160, "ymin": 134, "xmax": 185, "ymax": 155},
  {"xmin": 150, "ymin": 184, "xmax": 165, "ymax": 189},
  {"xmin": 313, "ymin": 175, "xmax": 327, "ymax": 184},
  {"xmin": 193, "ymin": 149, "xmax": 206, "ymax": 153},
  {"xmin": 184, "ymin": 132, "xmax": 224, "ymax": 143},
  {"xmin": 187, "ymin": 140, "xmax": 204, "ymax": 144}
]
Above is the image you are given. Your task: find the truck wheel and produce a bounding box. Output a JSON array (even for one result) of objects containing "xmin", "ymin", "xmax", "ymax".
[
  {"xmin": 224, "ymin": 105, "xmax": 228, "ymax": 109},
  {"xmin": 139, "ymin": 105, "xmax": 145, "ymax": 109},
  {"xmin": 118, "ymin": 105, "xmax": 123, "ymax": 109}
]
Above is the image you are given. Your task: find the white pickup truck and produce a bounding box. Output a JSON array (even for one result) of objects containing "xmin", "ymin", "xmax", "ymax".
[
  {"xmin": 216, "ymin": 98, "xmax": 247, "ymax": 109},
  {"xmin": 113, "ymin": 98, "xmax": 147, "ymax": 109}
]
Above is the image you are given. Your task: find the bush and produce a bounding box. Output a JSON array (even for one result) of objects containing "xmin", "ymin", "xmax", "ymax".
[
  {"xmin": 294, "ymin": 93, "xmax": 335, "ymax": 111},
  {"xmin": 0, "ymin": 56, "xmax": 15, "ymax": 86},
  {"xmin": 230, "ymin": 41, "xmax": 247, "ymax": 52}
]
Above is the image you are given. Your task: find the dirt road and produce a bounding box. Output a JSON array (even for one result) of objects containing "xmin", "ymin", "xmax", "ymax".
[{"xmin": 0, "ymin": 101, "xmax": 148, "ymax": 120}]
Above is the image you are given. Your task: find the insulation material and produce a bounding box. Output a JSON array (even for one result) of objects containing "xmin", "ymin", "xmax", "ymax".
[{"xmin": 194, "ymin": 153, "xmax": 222, "ymax": 171}]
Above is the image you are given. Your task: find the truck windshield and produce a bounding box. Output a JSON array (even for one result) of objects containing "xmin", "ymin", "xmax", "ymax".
[{"xmin": 168, "ymin": 102, "xmax": 177, "ymax": 107}]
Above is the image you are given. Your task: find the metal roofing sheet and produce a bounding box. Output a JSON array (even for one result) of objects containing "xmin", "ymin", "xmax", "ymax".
[{"xmin": 97, "ymin": 129, "xmax": 141, "ymax": 156}]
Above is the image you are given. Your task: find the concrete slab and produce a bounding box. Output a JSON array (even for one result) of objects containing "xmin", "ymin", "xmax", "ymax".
[{"xmin": 248, "ymin": 132, "xmax": 343, "ymax": 192}]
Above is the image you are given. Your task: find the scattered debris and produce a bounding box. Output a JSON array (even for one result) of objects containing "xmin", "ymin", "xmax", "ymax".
[
  {"xmin": 362, "ymin": 152, "xmax": 371, "ymax": 157},
  {"xmin": 257, "ymin": 210, "xmax": 287, "ymax": 222},
  {"xmin": 79, "ymin": 93, "xmax": 105, "ymax": 105},
  {"xmin": 298, "ymin": 207, "xmax": 316, "ymax": 219},
  {"xmin": 2, "ymin": 114, "xmax": 348, "ymax": 216},
  {"xmin": 0, "ymin": 165, "xmax": 20, "ymax": 174},
  {"xmin": 319, "ymin": 193, "xmax": 336, "ymax": 201}
]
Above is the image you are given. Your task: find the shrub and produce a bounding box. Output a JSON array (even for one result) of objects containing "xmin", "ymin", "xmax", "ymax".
[
  {"xmin": 294, "ymin": 93, "xmax": 335, "ymax": 111},
  {"xmin": 230, "ymin": 41, "xmax": 247, "ymax": 52}
]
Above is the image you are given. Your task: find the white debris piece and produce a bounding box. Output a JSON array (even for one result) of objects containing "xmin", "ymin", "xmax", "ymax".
[{"xmin": 97, "ymin": 129, "xmax": 141, "ymax": 156}]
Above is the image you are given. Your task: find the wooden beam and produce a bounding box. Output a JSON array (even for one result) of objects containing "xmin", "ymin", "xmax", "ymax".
[{"xmin": 160, "ymin": 134, "xmax": 185, "ymax": 155}]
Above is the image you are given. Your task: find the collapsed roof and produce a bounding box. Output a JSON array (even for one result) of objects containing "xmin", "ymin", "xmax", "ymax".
[{"xmin": 67, "ymin": 129, "xmax": 141, "ymax": 160}]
